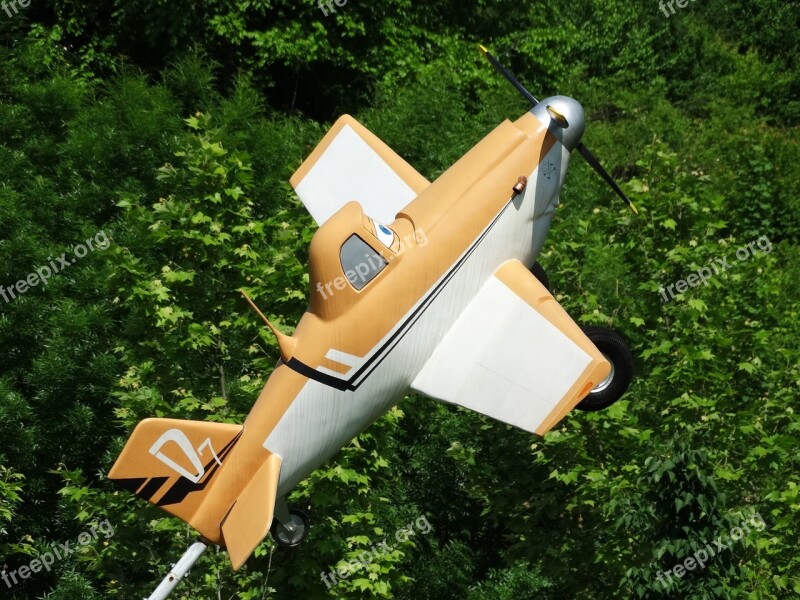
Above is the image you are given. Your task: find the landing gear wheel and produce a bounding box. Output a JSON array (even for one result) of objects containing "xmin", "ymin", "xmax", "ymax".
[
  {"xmin": 530, "ymin": 262, "xmax": 550, "ymax": 291},
  {"xmin": 271, "ymin": 509, "xmax": 309, "ymax": 547},
  {"xmin": 576, "ymin": 326, "xmax": 634, "ymax": 411}
]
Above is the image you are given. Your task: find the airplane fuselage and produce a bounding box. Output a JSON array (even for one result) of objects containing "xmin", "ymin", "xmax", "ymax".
[{"xmin": 194, "ymin": 104, "xmax": 581, "ymax": 541}]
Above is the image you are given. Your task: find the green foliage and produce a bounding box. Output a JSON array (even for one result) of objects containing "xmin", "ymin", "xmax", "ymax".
[
  {"xmin": 108, "ymin": 105, "xmax": 320, "ymax": 421},
  {"xmin": 0, "ymin": 466, "xmax": 33, "ymax": 558},
  {"xmin": 468, "ymin": 562, "xmax": 555, "ymax": 600},
  {"xmin": 1, "ymin": 1, "xmax": 798, "ymax": 599}
]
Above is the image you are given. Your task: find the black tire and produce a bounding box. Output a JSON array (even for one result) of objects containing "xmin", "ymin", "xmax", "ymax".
[
  {"xmin": 271, "ymin": 509, "xmax": 310, "ymax": 547},
  {"xmin": 576, "ymin": 326, "xmax": 634, "ymax": 411},
  {"xmin": 530, "ymin": 262, "xmax": 550, "ymax": 291}
]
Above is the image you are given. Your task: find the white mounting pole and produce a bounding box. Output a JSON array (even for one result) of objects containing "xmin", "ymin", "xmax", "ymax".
[{"xmin": 146, "ymin": 540, "xmax": 208, "ymax": 600}]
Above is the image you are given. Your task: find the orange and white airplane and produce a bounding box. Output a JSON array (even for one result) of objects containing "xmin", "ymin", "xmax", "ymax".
[{"xmin": 110, "ymin": 48, "xmax": 636, "ymax": 599}]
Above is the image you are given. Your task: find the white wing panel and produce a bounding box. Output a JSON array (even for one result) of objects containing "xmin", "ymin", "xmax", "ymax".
[
  {"xmin": 411, "ymin": 261, "xmax": 610, "ymax": 434},
  {"xmin": 291, "ymin": 116, "xmax": 429, "ymax": 226}
]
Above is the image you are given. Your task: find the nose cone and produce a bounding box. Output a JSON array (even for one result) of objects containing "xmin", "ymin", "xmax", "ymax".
[{"xmin": 532, "ymin": 96, "xmax": 585, "ymax": 151}]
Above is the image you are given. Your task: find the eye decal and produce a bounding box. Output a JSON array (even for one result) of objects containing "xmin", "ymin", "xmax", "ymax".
[{"xmin": 371, "ymin": 219, "xmax": 395, "ymax": 249}]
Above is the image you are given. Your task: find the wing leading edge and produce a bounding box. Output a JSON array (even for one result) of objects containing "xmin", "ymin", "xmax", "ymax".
[{"xmin": 411, "ymin": 260, "xmax": 610, "ymax": 434}]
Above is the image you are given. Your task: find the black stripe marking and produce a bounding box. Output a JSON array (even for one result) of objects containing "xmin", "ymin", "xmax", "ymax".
[
  {"xmin": 138, "ymin": 477, "xmax": 169, "ymax": 502},
  {"xmin": 286, "ymin": 357, "xmax": 350, "ymax": 390},
  {"xmin": 287, "ymin": 199, "xmax": 513, "ymax": 391},
  {"xmin": 112, "ymin": 477, "xmax": 147, "ymax": 495},
  {"xmin": 156, "ymin": 431, "xmax": 242, "ymax": 507}
]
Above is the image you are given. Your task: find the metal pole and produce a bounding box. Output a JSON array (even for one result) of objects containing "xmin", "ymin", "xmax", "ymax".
[{"xmin": 146, "ymin": 540, "xmax": 208, "ymax": 600}]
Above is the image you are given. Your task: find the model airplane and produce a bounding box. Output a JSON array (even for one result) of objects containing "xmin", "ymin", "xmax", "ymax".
[{"xmin": 109, "ymin": 47, "xmax": 636, "ymax": 599}]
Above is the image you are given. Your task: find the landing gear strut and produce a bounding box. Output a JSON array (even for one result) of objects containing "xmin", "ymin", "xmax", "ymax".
[{"xmin": 271, "ymin": 498, "xmax": 309, "ymax": 547}]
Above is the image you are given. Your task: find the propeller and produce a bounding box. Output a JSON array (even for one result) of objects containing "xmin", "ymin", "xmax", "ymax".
[{"xmin": 479, "ymin": 45, "xmax": 638, "ymax": 215}]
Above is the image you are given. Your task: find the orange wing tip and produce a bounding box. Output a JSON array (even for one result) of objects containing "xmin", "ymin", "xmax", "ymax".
[{"xmin": 534, "ymin": 357, "xmax": 612, "ymax": 435}]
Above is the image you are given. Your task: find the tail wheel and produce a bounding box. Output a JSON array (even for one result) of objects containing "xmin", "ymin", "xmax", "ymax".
[
  {"xmin": 530, "ymin": 262, "xmax": 550, "ymax": 291},
  {"xmin": 271, "ymin": 509, "xmax": 309, "ymax": 547},
  {"xmin": 576, "ymin": 326, "xmax": 634, "ymax": 411}
]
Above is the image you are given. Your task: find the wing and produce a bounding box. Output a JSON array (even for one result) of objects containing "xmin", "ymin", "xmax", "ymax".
[
  {"xmin": 290, "ymin": 115, "xmax": 430, "ymax": 226},
  {"xmin": 411, "ymin": 260, "xmax": 610, "ymax": 435}
]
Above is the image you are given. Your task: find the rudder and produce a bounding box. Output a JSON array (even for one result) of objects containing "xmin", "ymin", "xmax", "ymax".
[{"xmin": 221, "ymin": 453, "xmax": 282, "ymax": 570}]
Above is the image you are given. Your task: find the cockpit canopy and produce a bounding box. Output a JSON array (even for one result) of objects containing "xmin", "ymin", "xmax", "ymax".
[
  {"xmin": 340, "ymin": 235, "xmax": 387, "ymax": 290},
  {"xmin": 308, "ymin": 201, "xmax": 400, "ymax": 319}
]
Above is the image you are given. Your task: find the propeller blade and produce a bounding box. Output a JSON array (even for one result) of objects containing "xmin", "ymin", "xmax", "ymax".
[
  {"xmin": 479, "ymin": 44, "xmax": 639, "ymax": 215},
  {"xmin": 479, "ymin": 45, "xmax": 539, "ymax": 107},
  {"xmin": 576, "ymin": 142, "xmax": 639, "ymax": 215}
]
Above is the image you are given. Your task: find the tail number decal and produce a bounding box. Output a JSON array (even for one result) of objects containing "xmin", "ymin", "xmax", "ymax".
[{"xmin": 149, "ymin": 429, "xmax": 223, "ymax": 484}]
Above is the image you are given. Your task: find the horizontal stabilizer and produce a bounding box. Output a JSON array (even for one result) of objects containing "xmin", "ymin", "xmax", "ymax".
[{"xmin": 109, "ymin": 419, "xmax": 243, "ymax": 535}]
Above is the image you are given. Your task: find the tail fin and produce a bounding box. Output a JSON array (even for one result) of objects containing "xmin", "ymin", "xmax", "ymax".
[
  {"xmin": 109, "ymin": 419, "xmax": 243, "ymax": 531},
  {"xmin": 110, "ymin": 418, "xmax": 283, "ymax": 570}
]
